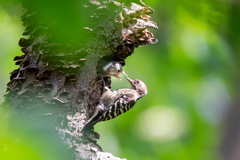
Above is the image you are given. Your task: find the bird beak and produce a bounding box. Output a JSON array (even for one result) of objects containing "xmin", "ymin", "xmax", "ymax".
[
  {"xmin": 121, "ymin": 71, "xmax": 128, "ymax": 77},
  {"xmin": 116, "ymin": 74, "xmax": 123, "ymax": 82},
  {"xmin": 126, "ymin": 77, "xmax": 134, "ymax": 85}
]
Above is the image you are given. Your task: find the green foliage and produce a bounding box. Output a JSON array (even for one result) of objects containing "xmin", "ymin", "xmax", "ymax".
[
  {"xmin": 0, "ymin": 0, "xmax": 237, "ymax": 159},
  {"xmin": 0, "ymin": 5, "xmax": 24, "ymax": 103},
  {"xmin": 0, "ymin": 105, "xmax": 73, "ymax": 160}
]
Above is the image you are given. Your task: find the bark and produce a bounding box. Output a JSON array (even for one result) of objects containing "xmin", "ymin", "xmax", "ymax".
[
  {"xmin": 1, "ymin": 0, "xmax": 157, "ymax": 159},
  {"xmin": 220, "ymin": 2, "xmax": 240, "ymax": 160},
  {"xmin": 221, "ymin": 100, "xmax": 240, "ymax": 160}
]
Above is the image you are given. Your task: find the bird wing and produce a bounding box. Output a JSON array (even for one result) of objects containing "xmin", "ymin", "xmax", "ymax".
[
  {"xmin": 98, "ymin": 92, "xmax": 137, "ymax": 122},
  {"xmin": 100, "ymin": 89, "xmax": 131, "ymax": 107}
]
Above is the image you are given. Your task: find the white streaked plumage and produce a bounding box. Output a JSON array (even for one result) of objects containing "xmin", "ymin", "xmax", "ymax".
[{"xmin": 81, "ymin": 77, "xmax": 147, "ymax": 131}]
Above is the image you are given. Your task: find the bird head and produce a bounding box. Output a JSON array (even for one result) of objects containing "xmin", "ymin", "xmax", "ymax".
[
  {"xmin": 126, "ymin": 77, "xmax": 147, "ymax": 99},
  {"xmin": 103, "ymin": 61, "xmax": 128, "ymax": 82}
]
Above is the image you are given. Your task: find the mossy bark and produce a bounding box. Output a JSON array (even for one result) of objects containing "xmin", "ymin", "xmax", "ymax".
[{"xmin": 1, "ymin": 0, "xmax": 157, "ymax": 159}]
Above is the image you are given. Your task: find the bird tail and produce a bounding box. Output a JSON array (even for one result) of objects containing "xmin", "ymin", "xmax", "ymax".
[{"xmin": 80, "ymin": 104, "xmax": 104, "ymax": 132}]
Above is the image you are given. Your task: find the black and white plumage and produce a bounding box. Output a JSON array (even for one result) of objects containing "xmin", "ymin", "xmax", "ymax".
[
  {"xmin": 82, "ymin": 77, "xmax": 147, "ymax": 130},
  {"xmin": 100, "ymin": 61, "xmax": 127, "ymax": 82}
]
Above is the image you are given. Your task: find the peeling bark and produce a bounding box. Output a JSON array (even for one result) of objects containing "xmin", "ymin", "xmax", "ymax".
[{"xmin": 1, "ymin": 0, "xmax": 157, "ymax": 159}]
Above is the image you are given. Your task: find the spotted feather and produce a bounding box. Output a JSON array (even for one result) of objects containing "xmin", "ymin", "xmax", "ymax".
[{"xmin": 100, "ymin": 94, "xmax": 136, "ymax": 122}]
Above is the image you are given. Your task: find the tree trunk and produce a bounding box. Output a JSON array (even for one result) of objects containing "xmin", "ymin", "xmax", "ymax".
[
  {"xmin": 220, "ymin": 2, "xmax": 240, "ymax": 160},
  {"xmin": 1, "ymin": 0, "xmax": 157, "ymax": 159}
]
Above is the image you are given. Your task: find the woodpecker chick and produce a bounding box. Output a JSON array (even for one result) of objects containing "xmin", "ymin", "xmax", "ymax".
[
  {"xmin": 101, "ymin": 61, "xmax": 127, "ymax": 82},
  {"xmin": 82, "ymin": 77, "xmax": 147, "ymax": 131}
]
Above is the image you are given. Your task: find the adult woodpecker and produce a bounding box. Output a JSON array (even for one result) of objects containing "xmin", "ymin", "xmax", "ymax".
[
  {"xmin": 100, "ymin": 61, "xmax": 128, "ymax": 82},
  {"xmin": 82, "ymin": 77, "xmax": 147, "ymax": 131}
]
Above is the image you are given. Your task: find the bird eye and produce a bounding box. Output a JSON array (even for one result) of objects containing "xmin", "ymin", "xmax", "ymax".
[
  {"xmin": 118, "ymin": 70, "xmax": 120, "ymax": 72},
  {"xmin": 136, "ymin": 81, "xmax": 140, "ymax": 84}
]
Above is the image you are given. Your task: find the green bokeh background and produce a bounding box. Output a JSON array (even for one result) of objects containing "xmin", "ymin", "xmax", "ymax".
[{"xmin": 0, "ymin": 0, "xmax": 238, "ymax": 159}]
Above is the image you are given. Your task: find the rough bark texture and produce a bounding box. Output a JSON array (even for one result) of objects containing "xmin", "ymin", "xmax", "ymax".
[{"xmin": 1, "ymin": 0, "xmax": 157, "ymax": 159}]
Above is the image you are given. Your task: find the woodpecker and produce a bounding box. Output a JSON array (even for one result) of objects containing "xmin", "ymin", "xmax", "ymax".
[
  {"xmin": 82, "ymin": 77, "xmax": 147, "ymax": 131},
  {"xmin": 99, "ymin": 61, "xmax": 128, "ymax": 82}
]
